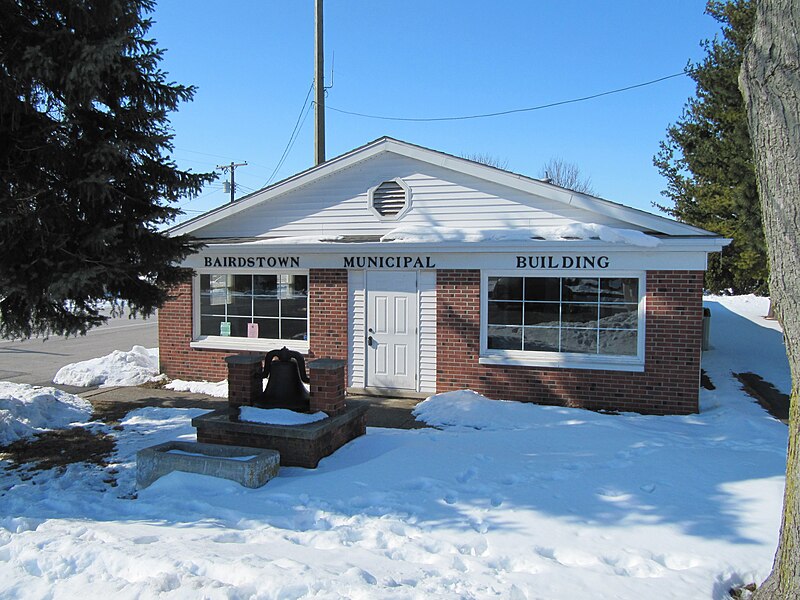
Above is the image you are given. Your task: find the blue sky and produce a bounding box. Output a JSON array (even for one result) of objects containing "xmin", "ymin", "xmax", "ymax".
[{"xmin": 149, "ymin": 1, "xmax": 721, "ymax": 222}]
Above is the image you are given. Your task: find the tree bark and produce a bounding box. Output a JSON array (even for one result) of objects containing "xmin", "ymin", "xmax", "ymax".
[{"xmin": 739, "ymin": 0, "xmax": 800, "ymax": 598}]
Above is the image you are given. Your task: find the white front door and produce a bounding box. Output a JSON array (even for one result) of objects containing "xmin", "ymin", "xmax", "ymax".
[{"xmin": 366, "ymin": 271, "xmax": 418, "ymax": 390}]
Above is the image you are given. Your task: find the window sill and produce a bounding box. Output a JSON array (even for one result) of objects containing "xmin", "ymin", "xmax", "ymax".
[
  {"xmin": 190, "ymin": 336, "xmax": 309, "ymax": 354},
  {"xmin": 478, "ymin": 353, "xmax": 644, "ymax": 372}
]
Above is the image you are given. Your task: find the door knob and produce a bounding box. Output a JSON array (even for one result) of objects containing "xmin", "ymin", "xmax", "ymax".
[{"xmin": 368, "ymin": 336, "xmax": 373, "ymax": 346}]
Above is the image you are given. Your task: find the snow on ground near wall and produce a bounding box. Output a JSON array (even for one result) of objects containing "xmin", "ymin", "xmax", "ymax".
[
  {"xmin": 164, "ymin": 378, "xmax": 228, "ymax": 398},
  {"xmin": 0, "ymin": 298, "xmax": 790, "ymax": 599},
  {"xmin": 704, "ymin": 295, "xmax": 790, "ymax": 394},
  {"xmin": 0, "ymin": 383, "xmax": 92, "ymax": 446},
  {"xmin": 52, "ymin": 345, "xmax": 163, "ymax": 388}
]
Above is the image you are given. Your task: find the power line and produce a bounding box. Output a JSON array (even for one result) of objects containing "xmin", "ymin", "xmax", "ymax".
[
  {"xmin": 326, "ymin": 71, "xmax": 690, "ymax": 122},
  {"xmin": 235, "ymin": 182, "xmax": 257, "ymax": 193},
  {"xmin": 264, "ymin": 81, "xmax": 315, "ymax": 186},
  {"xmin": 174, "ymin": 147, "xmax": 241, "ymax": 160},
  {"xmin": 216, "ymin": 162, "xmax": 248, "ymax": 203},
  {"xmin": 173, "ymin": 148, "xmax": 274, "ymax": 172},
  {"xmin": 180, "ymin": 186, "xmax": 223, "ymax": 206}
]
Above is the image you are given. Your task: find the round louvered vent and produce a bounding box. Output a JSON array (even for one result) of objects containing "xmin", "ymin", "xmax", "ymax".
[{"xmin": 369, "ymin": 179, "xmax": 410, "ymax": 219}]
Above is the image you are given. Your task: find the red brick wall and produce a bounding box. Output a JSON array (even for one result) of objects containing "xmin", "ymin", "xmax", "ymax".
[
  {"xmin": 436, "ymin": 269, "xmax": 704, "ymax": 415},
  {"xmin": 161, "ymin": 267, "xmax": 704, "ymax": 415},
  {"xmin": 308, "ymin": 269, "xmax": 348, "ymax": 361},
  {"xmin": 159, "ymin": 269, "xmax": 350, "ymax": 381},
  {"xmin": 157, "ymin": 280, "xmax": 235, "ymax": 381}
]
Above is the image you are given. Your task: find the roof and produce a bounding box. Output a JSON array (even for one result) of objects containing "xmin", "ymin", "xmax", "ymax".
[{"xmin": 169, "ymin": 136, "xmax": 722, "ymax": 242}]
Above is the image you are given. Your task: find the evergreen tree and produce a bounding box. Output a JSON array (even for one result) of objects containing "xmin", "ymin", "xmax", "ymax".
[
  {"xmin": 654, "ymin": 0, "xmax": 765, "ymax": 294},
  {"xmin": 0, "ymin": 0, "xmax": 215, "ymax": 338}
]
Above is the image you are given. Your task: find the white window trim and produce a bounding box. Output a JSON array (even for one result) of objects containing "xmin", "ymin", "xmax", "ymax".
[
  {"xmin": 479, "ymin": 269, "xmax": 646, "ymax": 372},
  {"xmin": 190, "ymin": 271, "xmax": 310, "ymax": 354}
]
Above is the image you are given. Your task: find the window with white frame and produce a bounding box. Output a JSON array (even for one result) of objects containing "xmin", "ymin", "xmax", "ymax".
[
  {"xmin": 199, "ymin": 274, "xmax": 308, "ymax": 341},
  {"xmin": 485, "ymin": 276, "xmax": 641, "ymax": 359}
]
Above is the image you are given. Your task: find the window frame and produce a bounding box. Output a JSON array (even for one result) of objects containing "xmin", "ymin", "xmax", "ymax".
[
  {"xmin": 190, "ymin": 271, "xmax": 310, "ymax": 354},
  {"xmin": 479, "ymin": 270, "xmax": 646, "ymax": 372}
]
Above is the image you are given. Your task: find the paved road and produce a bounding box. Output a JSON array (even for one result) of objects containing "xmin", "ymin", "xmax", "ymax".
[{"xmin": 0, "ymin": 311, "xmax": 157, "ymax": 392}]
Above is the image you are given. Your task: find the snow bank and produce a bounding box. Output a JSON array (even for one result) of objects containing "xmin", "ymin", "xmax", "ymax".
[
  {"xmin": 381, "ymin": 223, "xmax": 661, "ymax": 247},
  {"xmin": 164, "ymin": 379, "xmax": 228, "ymax": 398},
  {"xmin": 0, "ymin": 295, "xmax": 790, "ymax": 599},
  {"xmin": 0, "ymin": 382, "xmax": 92, "ymax": 446},
  {"xmin": 53, "ymin": 346, "xmax": 162, "ymax": 388},
  {"xmin": 239, "ymin": 406, "xmax": 327, "ymax": 425},
  {"xmin": 413, "ymin": 389, "xmax": 543, "ymax": 430}
]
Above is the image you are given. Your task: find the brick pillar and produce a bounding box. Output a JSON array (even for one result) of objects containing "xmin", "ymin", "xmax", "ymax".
[
  {"xmin": 308, "ymin": 269, "xmax": 349, "ymax": 362},
  {"xmin": 308, "ymin": 359, "xmax": 347, "ymax": 416},
  {"xmin": 225, "ymin": 354, "xmax": 265, "ymax": 414}
]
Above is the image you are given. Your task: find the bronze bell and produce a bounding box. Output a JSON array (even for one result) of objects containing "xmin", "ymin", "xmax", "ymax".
[{"xmin": 258, "ymin": 347, "xmax": 311, "ymax": 411}]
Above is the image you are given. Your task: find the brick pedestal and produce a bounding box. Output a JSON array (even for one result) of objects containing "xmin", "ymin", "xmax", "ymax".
[
  {"xmin": 225, "ymin": 354, "xmax": 265, "ymax": 410},
  {"xmin": 308, "ymin": 359, "xmax": 347, "ymax": 416},
  {"xmin": 193, "ymin": 405, "xmax": 368, "ymax": 468}
]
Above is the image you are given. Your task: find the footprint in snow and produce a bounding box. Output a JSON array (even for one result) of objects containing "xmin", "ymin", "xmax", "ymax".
[
  {"xmin": 132, "ymin": 535, "xmax": 159, "ymax": 545},
  {"xmin": 456, "ymin": 467, "xmax": 478, "ymax": 483},
  {"xmin": 209, "ymin": 532, "xmax": 245, "ymax": 544},
  {"xmin": 653, "ymin": 553, "xmax": 703, "ymax": 571}
]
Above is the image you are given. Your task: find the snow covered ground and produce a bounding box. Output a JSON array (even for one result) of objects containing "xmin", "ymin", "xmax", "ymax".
[{"xmin": 0, "ymin": 295, "xmax": 790, "ymax": 599}]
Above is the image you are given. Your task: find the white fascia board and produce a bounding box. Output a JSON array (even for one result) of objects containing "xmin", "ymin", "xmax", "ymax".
[{"xmin": 197, "ymin": 236, "xmax": 729, "ymax": 255}]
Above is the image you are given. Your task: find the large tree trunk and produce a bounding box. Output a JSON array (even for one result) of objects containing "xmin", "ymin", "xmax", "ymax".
[{"xmin": 739, "ymin": 0, "xmax": 800, "ymax": 598}]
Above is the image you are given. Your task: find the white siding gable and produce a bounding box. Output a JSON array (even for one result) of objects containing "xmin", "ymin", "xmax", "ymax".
[{"xmin": 189, "ymin": 152, "xmax": 645, "ymax": 239}]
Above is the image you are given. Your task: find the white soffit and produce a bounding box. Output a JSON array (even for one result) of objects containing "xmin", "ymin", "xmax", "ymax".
[{"xmin": 169, "ymin": 137, "xmax": 718, "ymax": 239}]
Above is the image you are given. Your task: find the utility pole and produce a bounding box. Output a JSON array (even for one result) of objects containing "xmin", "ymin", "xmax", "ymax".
[
  {"xmin": 216, "ymin": 161, "xmax": 247, "ymax": 203},
  {"xmin": 314, "ymin": 0, "xmax": 325, "ymax": 165}
]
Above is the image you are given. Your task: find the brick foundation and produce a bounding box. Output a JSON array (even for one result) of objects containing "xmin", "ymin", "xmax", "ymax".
[
  {"xmin": 193, "ymin": 404, "xmax": 368, "ymax": 468},
  {"xmin": 436, "ymin": 269, "xmax": 704, "ymax": 415}
]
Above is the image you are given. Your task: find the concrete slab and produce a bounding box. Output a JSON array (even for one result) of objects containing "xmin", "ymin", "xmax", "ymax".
[
  {"xmin": 136, "ymin": 440, "xmax": 279, "ymax": 489},
  {"xmin": 77, "ymin": 385, "xmax": 425, "ymax": 429},
  {"xmin": 82, "ymin": 386, "xmax": 227, "ymax": 423},
  {"xmin": 347, "ymin": 395, "xmax": 429, "ymax": 429}
]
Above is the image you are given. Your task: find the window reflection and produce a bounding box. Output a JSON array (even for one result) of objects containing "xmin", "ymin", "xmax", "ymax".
[
  {"xmin": 487, "ymin": 276, "xmax": 639, "ymax": 356},
  {"xmin": 199, "ymin": 273, "xmax": 308, "ymax": 341}
]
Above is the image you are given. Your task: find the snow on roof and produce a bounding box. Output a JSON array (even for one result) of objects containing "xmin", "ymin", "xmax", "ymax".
[
  {"xmin": 230, "ymin": 223, "xmax": 662, "ymax": 248},
  {"xmin": 380, "ymin": 224, "xmax": 661, "ymax": 248}
]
